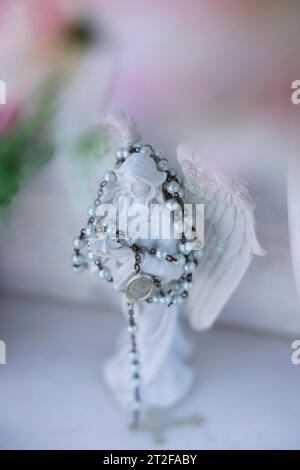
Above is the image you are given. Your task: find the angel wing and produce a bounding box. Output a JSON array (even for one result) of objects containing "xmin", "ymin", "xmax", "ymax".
[{"xmin": 178, "ymin": 144, "xmax": 265, "ymax": 330}]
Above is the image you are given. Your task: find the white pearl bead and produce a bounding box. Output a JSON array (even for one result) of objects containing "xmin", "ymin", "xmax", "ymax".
[
  {"xmin": 183, "ymin": 281, "xmax": 193, "ymax": 290},
  {"xmin": 166, "ymin": 198, "xmax": 181, "ymax": 212},
  {"xmin": 194, "ymin": 250, "xmax": 204, "ymax": 260},
  {"xmin": 175, "ymin": 254, "xmax": 186, "ymax": 266},
  {"xmin": 115, "ymin": 149, "xmax": 123, "ymax": 160},
  {"xmin": 73, "ymin": 237, "xmax": 85, "ymax": 249},
  {"xmin": 167, "ymin": 181, "xmax": 180, "ymax": 194},
  {"xmin": 178, "ymin": 241, "xmax": 191, "ymax": 255},
  {"xmin": 131, "ymin": 374, "xmax": 140, "ymax": 386},
  {"xmin": 129, "ymin": 351, "xmax": 139, "ymax": 361},
  {"xmin": 87, "ymin": 206, "xmax": 97, "ymax": 217},
  {"xmin": 72, "ymin": 254, "xmax": 84, "ymax": 265},
  {"xmin": 128, "ymin": 324, "xmax": 138, "ymax": 334},
  {"xmin": 173, "ymin": 295, "xmax": 183, "ymax": 305},
  {"xmin": 140, "ymin": 146, "xmax": 151, "ymax": 155},
  {"xmin": 85, "ymin": 225, "xmax": 95, "ymax": 237},
  {"xmin": 131, "ymin": 362, "xmax": 140, "ymax": 372},
  {"xmin": 184, "ymin": 261, "xmax": 196, "ymax": 273},
  {"xmin": 87, "ymin": 251, "xmax": 95, "ymax": 260},
  {"xmin": 72, "ymin": 264, "xmax": 86, "ymax": 273},
  {"xmin": 99, "ymin": 266, "xmax": 111, "ymax": 279},
  {"xmin": 156, "ymin": 248, "xmax": 167, "ymax": 260},
  {"xmin": 122, "ymin": 148, "xmax": 130, "ymax": 158},
  {"xmin": 163, "ymin": 295, "xmax": 172, "ymax": 305},
  {"xmin": 157, "ymin": 159, "xmax": 168, "ymax": 171},
  {"xmin": 103, "ymin": 171, "xmax": 116, "ymax": 183}
]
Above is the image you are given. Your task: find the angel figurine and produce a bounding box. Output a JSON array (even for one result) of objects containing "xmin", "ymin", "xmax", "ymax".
[{"xmin": 72, "ymin": 111, "xmax": 263, "ymax": 427}]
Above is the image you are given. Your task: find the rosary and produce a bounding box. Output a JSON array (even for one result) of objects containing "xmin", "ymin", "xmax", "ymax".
[{"xmin": 72, "ymin": 142, "xmax": 203, "ymax": 428}]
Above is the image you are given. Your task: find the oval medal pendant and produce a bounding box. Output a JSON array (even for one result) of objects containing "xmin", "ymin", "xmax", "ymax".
[{"xmin": 125, "ymin": 273, "xmax": 154, "ymax": 302}]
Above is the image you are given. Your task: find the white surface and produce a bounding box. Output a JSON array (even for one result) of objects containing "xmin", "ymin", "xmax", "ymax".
[{"xmin": 0, "ymin": 294, "xmax": 299, "ymax": 450}]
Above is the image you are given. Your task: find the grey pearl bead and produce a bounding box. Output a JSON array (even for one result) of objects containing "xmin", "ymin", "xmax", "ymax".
[
  {"xmin": 163, "ymin": 295, "xmax": 172, "ymax": 305},
  {"xmin": 87, "ymin": 251, "xmax": 95, "ymax": 260}
]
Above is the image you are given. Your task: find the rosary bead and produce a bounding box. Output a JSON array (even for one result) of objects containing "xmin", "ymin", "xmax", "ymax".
[
  {"xmin": 72, "ymin": 254, "xmax": 84, "ymax": 265},
  {"xmin": 103, "ymin": 171, "xmax": 117, "ymax": 184},
  {"xmin": 87, "ymin": 206, "xmax": 97, "ymax": 217},
  {"xmin": 98, "ymin": 266, "xmax": 111, "ymax": 279},
  {"xmin": 72, "ymin": 264, "xmax": 86, "ymax": 273},
  {"xmin": 175, "ymin": 254, "xmax": 186, "ymax": 266},
  {"xmin": 129, "ymin": 351, "xmax": 139, "ymax": 361},
  {"xmin": 166, "ymin": 198, "xmax": 181, "ymax": 212},
  {"xmin": 172, "ymin": 295, "xmax": 183, "ymax": 305},
  {"xmin": 184, "ymin": 261, "xmax": 196, "ymax": 273},
  {"xmin": 178, "ymin": 241, "xmax": 191, "ymax": 255},
  {"xmin": 169, "ymin": 168, "xmax": 177, "ymax": 176},
  {"xmin": 85, "ymin": 225, "xmax": 96, "ymax": 237},
  {"xmin": 156, "ymin": 248, "xmax": 167, "ymax": 260},
  {"xmin": 115, "ymin": 148, "xmax": 124, "ymax": 160},
  {"xmin": 166, "ymin": 181, "xmax": 180, "ymax": 195},
  {"xmin": 128, "ymin": 324, "xmax": 139, "ymax": 334},
  {"xmin": 73, "ymin": 237, "xmax": 86, "ymax": 249},
  {"xmin": 100, "ymin": 180, "xmax": 107, "ymax": 188},
  {"xmin": 122, "ymin": 148, "xmax": 130, "ymax": 159},
  {"xmin": 163, "ymin": 295, "xmax": 172, "ymax": 305},
  {"xmin": 157, "ymin": 159, "xmax": 168, "ymax": 172},
  {"xmin": 193, "ymin": 250, "xmax": 204, "ymax": 260},
  {"xmin": 183, "ymin": 280, "xmax": 193, "ymax": 290},
  {"xmin": 131, "ymin": 373, "xmax": 140, "ymax": 386}
]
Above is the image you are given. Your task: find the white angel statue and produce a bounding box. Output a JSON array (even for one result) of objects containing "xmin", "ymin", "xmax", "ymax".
[{"xmin": 73, "ymin": 111, "xmax": 264, "ymax": 416}]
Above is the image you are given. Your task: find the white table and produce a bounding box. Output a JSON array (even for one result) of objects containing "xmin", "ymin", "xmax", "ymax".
[{"xmin": 0, "ymin": 294, "xmax": 299, "ymax": 450}]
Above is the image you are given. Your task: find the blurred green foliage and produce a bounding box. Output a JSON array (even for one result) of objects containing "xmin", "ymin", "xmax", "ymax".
[{"xmin": 0, "ymin": 86, "xmax": 56, "ymax": 208}]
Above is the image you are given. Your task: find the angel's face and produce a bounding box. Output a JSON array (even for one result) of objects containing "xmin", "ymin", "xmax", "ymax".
[{"xmin": 116, "ymin": 152, "xmax": 165, "ymax": 201}]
